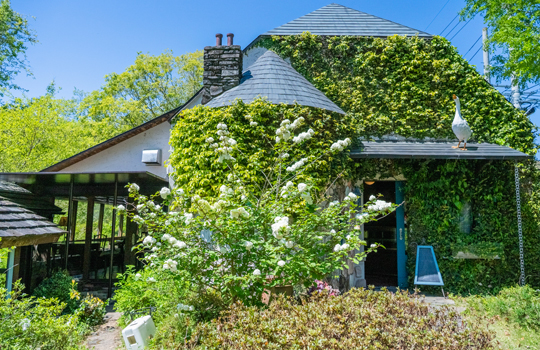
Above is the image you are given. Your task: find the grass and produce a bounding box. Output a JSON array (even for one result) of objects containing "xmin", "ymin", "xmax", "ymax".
[{"xmin": 455, "ymin": 285, "xmax": 540, "ymax": 349}]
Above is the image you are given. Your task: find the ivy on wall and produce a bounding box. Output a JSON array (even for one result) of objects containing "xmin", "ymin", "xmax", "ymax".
[
  {"xmin": 169, "ymin": 33, "xmax": 539, "ymax": 293},
  {"xmin": 261, "ymin": 33, "xmax": 539, "ymax": 292},
  {"xmin": 169, "ymin": 100, "xmax": 357, "ymax": 198}
]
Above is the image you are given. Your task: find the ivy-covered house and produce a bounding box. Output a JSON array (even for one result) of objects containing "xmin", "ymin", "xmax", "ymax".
[{"xmin": 2, "ymin": 3, "xmax": 537, "ymax": 294}]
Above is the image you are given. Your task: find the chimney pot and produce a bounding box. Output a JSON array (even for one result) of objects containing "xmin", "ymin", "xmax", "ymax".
[
  {"xmin": 216, "ymin": 33, "xmax": 223, "ymax": 46},
  {"xmin": 227, "ymin": 33, "xmax": 234, "ymax": 46}
]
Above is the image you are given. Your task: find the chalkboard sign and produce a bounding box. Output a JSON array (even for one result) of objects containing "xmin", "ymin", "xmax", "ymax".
[{"xmin": 414, "ymin": 245, "xmax": 444, "ymax": 286}]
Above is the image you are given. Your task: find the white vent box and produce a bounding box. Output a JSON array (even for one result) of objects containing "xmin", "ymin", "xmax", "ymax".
[
  {"xmin": 122, "ymin": 315, "xmax": 156, "ymax": 350},
  {"xmin": 142, "ymin": 149, "xmax": 161, "ymax": 165}
]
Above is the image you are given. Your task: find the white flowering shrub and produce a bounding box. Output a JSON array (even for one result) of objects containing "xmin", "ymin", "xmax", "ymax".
[{"xmin": 125, "ymin": 116, "xmax": 395, "ymax": 306}]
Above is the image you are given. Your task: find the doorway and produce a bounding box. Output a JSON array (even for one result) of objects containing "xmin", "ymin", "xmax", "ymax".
[{"xmin": 364, "ymin": 181, "xmax": 398, "ymax": 286}]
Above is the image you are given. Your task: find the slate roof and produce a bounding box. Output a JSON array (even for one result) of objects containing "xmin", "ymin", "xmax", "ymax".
[
  {"xmin": 0, "ymin": 196, "xmax": 65, "ymax": 248},
  {"xmin": 205, "ymin": 50, "xmax": 345, "ymax": 114},
  {"xmin": 349, "ymin": 138, "xmax": 531, "ymax": 160},
  {"xmin": 0, "ymin": 181, "xmax": 63, "ymax": 216},
  {"xmin": 263, "ymin": 3, "xmax": 431, "ymax": 38}
]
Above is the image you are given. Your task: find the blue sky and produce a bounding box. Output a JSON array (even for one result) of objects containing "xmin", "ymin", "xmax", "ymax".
[{"xmin": 10, "ymin": 0, "xmax": 539, "ymax": 126}]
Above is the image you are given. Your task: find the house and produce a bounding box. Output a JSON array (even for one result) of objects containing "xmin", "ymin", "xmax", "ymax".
[{"xmin": 0, "ymin": 3, "xmax": 534, "ymax": 293}]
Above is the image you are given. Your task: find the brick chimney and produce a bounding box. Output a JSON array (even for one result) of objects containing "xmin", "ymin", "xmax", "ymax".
[{"xmin": 202, "ymin": 33, "xmax": 243, "ymax": 104}]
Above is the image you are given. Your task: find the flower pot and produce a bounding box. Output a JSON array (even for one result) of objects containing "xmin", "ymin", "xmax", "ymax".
[{"xmin": 261, "ymin": 285, "xmax": 294, "ymax": 304}]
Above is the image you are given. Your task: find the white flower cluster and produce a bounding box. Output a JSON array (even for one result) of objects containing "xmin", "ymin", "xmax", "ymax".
[
  {"xmin": 163, "ymin": 258, "xmax": 178, "ymax": 272},
  {"xmin": 329, "ymin": 200, "xmax": 340, "ymax": 207},
  {"xmin": 285, "ymin": 240, "xmax": 294, "ymax": 249},
  {"xmin": 271, "ymin": 216, "xmax": 290, "ymax": 239},
  {"xmin": 253, "ymin": 269, "xmax": 261, "ymax": 276},
  {"xmin": 207, "ymin": 123, "xmax": 236, "ymax": 162},
  {"xmin": 344, "ymin": 192, "xmax": 358, "ymax": 201},
  {"xmin": 245, "ymin": 114, "xmax": 258, "ymax": 127},
  {"xmin": 280, "ymin": 181, "xmax": 294, "ymax": 197},
  {"xmin": 356, "ymin": 212, "xmax": 369, "ymax": 221},
  {"xmin": 143, "ymin": 235, "xmax": 157, "ymax": 246},
  {"xmin": 160, "ymin": 187, "xmax": 171, "ymax": 199},
  {"xmin": 330, "ymin": 138, "xmax": 352, "ymax": 152},
  {"xmin": 219, "ymin": 185, "xmax": 234, "ymax": 197},
  {"xmin": 301, "ymin": 192, "xmax": 313, "ymax": 205},
  {"xmin": 230, "ymin": 207, "xmax": 250, "ymax": 219},
  {"xmin": 116, "ymin": 204, "xmax": 126, "ymax": 213},
  {"xmin": 245, "ymin": 241, "xmax": 254, "ymax": 250},
  {"xmin": 277, "ymin": 260, "xmax": 286, "ymax": 267},
  {"xmin": 293, "ymin": 128, "xmax": 314, "ymax": 143},
  {"xmin": 275, "ymin": 117, "xmax": 305, "ymax": 143},
  {"xmin": 286, "ymin": 157, "xmax": 308, "ymax": 172},
  {"xmin": 298, "ymin": 183, "xmax": 308, "ymax": 192},
  {"xmin": 334, "ymin": 243, "xmax": 350, "ymax": 252},
  {"xmin": 129, "ymin": 183, "xmax": 140, "ymax": 193},
  {"xmin": 162, "ymin": 233, "xmax": 187, "ymax": 249},
  {"xmin": 367, "ymin": 200, "xmax": 392, "ymax": 211}
]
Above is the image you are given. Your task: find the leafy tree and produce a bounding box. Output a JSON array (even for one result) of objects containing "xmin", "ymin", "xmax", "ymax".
[
  {"xmin": 0, "ymin": 85, "xmax": 114, "ymax": 172},
  {"xmin": 79, "ymin": 50, "xmax": 203, "ymax": 130},
  {"xmin": 461, "ymin": 0, "xmax": 540, "ymax": 86},
  {"xmin": 0, "ymin": 0, "xmax": 37, "ymax": 96}
]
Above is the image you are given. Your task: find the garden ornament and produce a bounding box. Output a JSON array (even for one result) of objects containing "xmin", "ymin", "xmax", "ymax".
[{"xmin": 451, "ymin": 94, "xmax": 473, "ymax": 150}]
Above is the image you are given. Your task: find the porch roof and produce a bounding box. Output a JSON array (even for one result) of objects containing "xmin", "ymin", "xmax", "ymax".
[
  {"xmin": 0, "ymin": 171, "xmax": 168, "ymax": 201},
  {"xmin": 349, "ymin": 139, "xmax": 532, "ymax": 160}
]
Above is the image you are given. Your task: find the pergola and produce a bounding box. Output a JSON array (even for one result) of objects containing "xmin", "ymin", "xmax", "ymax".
[{"xmin": 0, "ymin": 171, "xmax": 168, "ymax": 297}]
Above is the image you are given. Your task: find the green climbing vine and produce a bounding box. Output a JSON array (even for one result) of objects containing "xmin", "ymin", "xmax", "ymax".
[{"xmin": 169, "ymin": 33, "xmax": 540, "ymax": 293}]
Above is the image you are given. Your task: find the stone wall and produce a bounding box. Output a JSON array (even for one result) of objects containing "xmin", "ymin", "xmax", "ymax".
[{"xmin": 202, "ymin": 45, "xmax": 243, "ymax": 105}]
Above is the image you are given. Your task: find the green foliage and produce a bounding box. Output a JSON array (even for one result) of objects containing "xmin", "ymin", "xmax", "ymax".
[
  {"xmin": 461, "ymin": 0, "xmax": 540, "ymax": 86},
  {"xmin": 262, "ymin": 34, "xmax": 535, "ymax": 153},
  {"xmin": 0, "ymin": 282, "xmax": 85, "ymax": 350},
  {"xmin": 186, "ymin": 288, "xmax": 493, "ymax": 349},
  {"xmin": 80, "ymin": 50, "xmax": 203, "ymax": 130},
  {"xmin": 463, "ymin": 285, "xmax": 540, "ymax": 329},
  {"xmin": 0, "ymin": 91, "xmax": 113, "ymax": 171},
  {"xmin": 32, "ymin": 270, "xmax": 79, "ymax": 314},
  {"xmin": 0, "ymin": 0, "xmax": 37, "ymax": 95},
  {"xmin": 259, "ymin": 33, "xmax": 539, "ymax": 293},
  {"xmin": 169, "ymin": 100, "xmax": 356, "ymax": 198},
  {"xmin": 114, "ymin": 266, "xmax": 192, "ymax": 327}
]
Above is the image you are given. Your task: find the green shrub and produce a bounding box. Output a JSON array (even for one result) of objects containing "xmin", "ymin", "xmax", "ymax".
[
  {"xmin": 33, "ymin": 270, "xmax": 79, "ymax": 314},
  {"xmin": 187, "ymin": 288, "xmax": 493, "ymax": 349},
  {"xmin": 72, "ymin": 292, "xmax": 107, "ymax": 327},
  {"xmin": 114, "ymin": 266, "xmax": 191, "ymax": 326},
  {"xmin": 463, "ymin": 285, "xmax": 540, "ymax": 329},
  {"xmin": 0, "ymin": 282, "xmax": 85, "ymax": 350}
]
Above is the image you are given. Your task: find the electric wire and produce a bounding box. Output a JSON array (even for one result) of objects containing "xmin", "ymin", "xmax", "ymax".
[
  {"xmin": 450, "ymin": 18, "xmax": 473, "ymax": 40},
  {"xmin": 462, "ymin": 35, "xmax": 482, "ymax": 58},
  {"xmin": 523, "ymin": 83, "xmax": 539, "ymax": 91},
  {"xmin": 439, "ymin": 14, "xmax": 459, "ymax": 35},
  {"xmin": 425, "ymin": 0, "xmax": 451, "ymax": 31},
  {"xmin": 443, "ymin": 16, "xmax": 461, "ymax": 37},
  {"xmin": 469, "ymin": 46, "xmax": 483, "ymax": 61}
]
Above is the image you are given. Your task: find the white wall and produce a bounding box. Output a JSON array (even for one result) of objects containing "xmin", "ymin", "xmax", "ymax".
[{"xmin": 60, "ymin": 121, "xmax": 172, "ymax": 180}]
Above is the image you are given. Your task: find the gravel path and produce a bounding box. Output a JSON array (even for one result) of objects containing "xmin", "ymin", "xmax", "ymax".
[{"xmin": 86, "ymin": 312, "xmax": 123, "ymax": 350}]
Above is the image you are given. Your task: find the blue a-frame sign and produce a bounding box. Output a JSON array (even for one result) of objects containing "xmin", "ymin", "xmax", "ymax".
[{"xmin": 414, "ymin": 245, "xmax": 444, "ymax": 286}]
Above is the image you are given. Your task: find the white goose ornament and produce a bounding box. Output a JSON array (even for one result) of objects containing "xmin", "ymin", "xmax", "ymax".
[{"xmin": 451, "ymin": 94, "xmax": 472, "ymax": 150}]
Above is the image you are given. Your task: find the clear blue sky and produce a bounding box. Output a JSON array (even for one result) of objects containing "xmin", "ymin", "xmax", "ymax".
[{"xmin": 10, "ymin": 0, "xmax": 539, "ymax": 126}]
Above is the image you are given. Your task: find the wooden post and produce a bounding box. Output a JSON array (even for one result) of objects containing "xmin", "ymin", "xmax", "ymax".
[
  {"xmin": 118, "ymin": 214, "xmax": 124, "ymax": 237},
  {"xmin": 64, "ymin": 175, "xmax": 74, "ymax": 270},
  {"xmin": 124, "ymin": 203, "xmax": 138, "ymax": 266},
  {"xmin": 108, "ymin": 176, "xmax": 118, "ymax": 299},
  {"xmin": 69, "ymin": 201, "xmax": 79, "ymax": 242},
  {"xmin": 83, "ymin": 197, "xmax": 95, "ymax": 281},
  {"xmin": 97, "ymin": 204, "xmax": 105, "ymax": 239}
]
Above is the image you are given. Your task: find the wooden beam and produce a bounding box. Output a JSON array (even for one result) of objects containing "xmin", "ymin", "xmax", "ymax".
[
  {"xmin": 97, "ymin": 203, "xmax": 105, "ymax": 239},
  {"xmin": 83, "ymin": 196, "xmax": 95, "ymax": 281},
  {"xmin": 69, "ymin": 200, "xmax": 78, "ymax": 242},
  {"xmin": 124, "ymin": 202, "xmax": 138, "ymax": 266},
  {"xmin": 118, "ymin": 214, "xmax": 124, "ymax": 237}
]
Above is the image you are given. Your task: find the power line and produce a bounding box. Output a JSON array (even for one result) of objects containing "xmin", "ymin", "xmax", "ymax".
[
  {"xmin": 469, "ymin": 46, "xmax": 482, "ymax": 61},
  {"xmin": 462, "ymin": 35, "xmax": 482, "ymax": 58},
  {"xmin": 450, "ymin": 18, "xmax": 473, "ymax": 40},
  {"xmin": 425, "ymin": 0, "xmax": 451, "ymax": 31},
  {"xmin": 439, "ymin": 14, "xmax": 459, "ymax": 35}
]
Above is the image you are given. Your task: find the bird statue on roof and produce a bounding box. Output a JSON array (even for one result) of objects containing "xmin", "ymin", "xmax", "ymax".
[{"xmin": 451, "ymin": 94, "xmax": 472, "ymax": 150}]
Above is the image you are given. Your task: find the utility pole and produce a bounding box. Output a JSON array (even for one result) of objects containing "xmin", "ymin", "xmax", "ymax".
[
  {"xmin": 482, "ymin": 27, "xmax": 490, "ymax": 83},
  {"xmin": 511, "ymin": 75, "xmax": 521, "ymax": 109}
]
